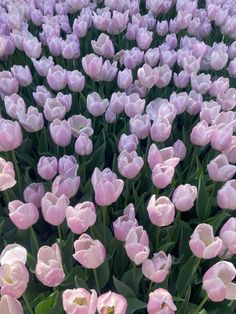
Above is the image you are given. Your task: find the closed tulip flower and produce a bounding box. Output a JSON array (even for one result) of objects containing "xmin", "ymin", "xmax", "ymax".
[
  {"xmin": 207, "ymin": 154, "xmax": 236, "ymax": 182},
  {"xmin": 75, "ymin": 133, "xmax": 93, "ymax": 156},
  {"xmin": 217, "ymin": 88, "xmax": 236, "ymax": 111},
  {"xmin": 217, "ymin": 180, "xmax": 236, "ymax": 210},
  {"xmin": 91, "ymin": 33, "xmax": 114, "ymax": 58},
  {"xmin": 189, "ymin": 223, "xmax": 223, "ymax": 259},
  {"xmin": 173, "ymin": 140, "xmax": 186, "ymax": 161},
  {"xmin": 11, "ymin": 65, "xmax": 32, "ymax": 87},
  {"xmin": 0, "ymin": 244, "xmax": 27, "ymax": 266},
  {"xmin": 200, "ymin": 100, "xmax": 221, "ymax": 124},
  {"xmin": 191, "ymin": 73, "xmax": 212, "ymax": 94},
  {"xmin": 118, "ymin": 133, "xmax": 138, "ymax": 153},
  {"xmin": 41, "ymin": 192, "xmax": 69, "ymax": 226},
  {"xmin": 36, "ymin": 243, "xmax": 65, "ymax": 287},
  {"xmin": 203, "ymin": 261, "xmax": 236, "ymax": 302},
  {"xmin": 0, "ymin": 295, "xmax": 23, "ymax": 314},
  {"xmin": 151, "ymin": 164, "xmax": 176, "ymax": 189},
  {"xmin": 0, "ymin": 157, "xmax": 16, "ymax": 191},
  {"xmin": 173, "ymin": 70, "xmax": 189, "ymax": 89},
  {"xmin": 58, "ymin": 155, "xmax": 78, "ymax": 178},
  {"xmin": 91, "ymin": 167, "xmax": 124, "ymax": 206},
  {"xmin": 4, "ymin": 94, "xmax": 26, "ymax": 120},
  {"xmin": 137, "ymin": 63, "xmax": 158, "ymax": 88},
  {"xmin": 125, "ymin": 93, "xmax": 145, "ymax": 118},
  {"xmin": 172, "ymin": 184, "xmax": 197, "ymax": 212},
  {"xmin": 50, "ymin": 119, "xmax": 71, "ymax": 147},
  {"xmin": 129, "ymin": 114, "xmax": 151, "ymax": 139},
  {"xmin": 23, "ymin": 37, "xmax": 42, "ymax": 59},
  {"xmin": 117, "ymin": 68, "xmax": 133, "ymax": 90},
  {"xmin": 0, "ymin": 71, "xmax": 19, "ymax": 96},
  {"xmin": 23, "ymin": 183, "xmax": 45, "ymax": 208},
  {"xmin": 82, "ymin": 53, "xmax": 103, "ymax": 80},
  {"xmin": 37, "ymin": 156, "xmax": 57, "ymax": 180},
  {"xmin": 97, "ymin": 291, "xmax": 127, "ymax": 314},
  {"xmin": 73, "ymin": 234, "xmax": 106, "ymax": 269},
  {"xmin": 155, "ymin": 64, "xmax": 172, "ymax": 88},
  {"xmin": 209, "ymin": 77, "xmax": 229, "ymax": 97},
  {"xmin": 33, "ymin": 85, "xmax": 52, "ymax": 108},
  {"xmin": 66, "ymin": 202, "xmax": 96, "ymax": 234},
  {"xmin": 67, "ymin": 70, "xmax": 85, "ymax": 92},
  {"xmin": 142, "ymin": 251, "xmax": 172, "ymax": 283},
  {"xmin": 125, "ymin": 226, "xmax": 150, "ymax": 265},
  {"xmin": 190, "ymin": 121, "xmax": 213, "ymax": 146},
  {"xmin": 150, "ymin": 116, "xmax": 172, "ymax": 143},
  {"xmin": 47, "ymin": 65, "xmax": 67, "ymax": 91},
  {"xmin": 136, "ymin": 28, "xmax": 153, "ymax": 50},
  {"xmin": 62, "ymin": 288, "xmax": 97, "ymax": 314},
  {"xmin": 118, "ymin": 150, "xmax": 144, "ymax": 179},
  {"xmin": 147, "ymin": 289, "xmax": 177, "ymax": 314},
  {"xmin": 18, "ymin": 106, "xmax": 44, "ymax": 133},
  {"xmin": 87, "ymin": 92, "xmax": 109, "ymax": 117},
  {"xmin": 220, "ymin": 218, "xmax": 236, "ymax": 255},
  {"xmin": 144, "ymin": 48, "xmax": 160, "ymax": 67},
  {"xmin": 32, "ymin": 56, "xmax": 54, "ymax": 77},
  {"xmin": 0, "ymin": 261, "xmax": 29, "ymax": 298},
  {"xmin": 52, "ymin": 174, "xmax": 80, "ymax": 199},
  {"xmin": 147, "ymin": 195, "xmax": 175, "ymax": 227},
  {"xmin": 0, "ymin": 119, "xmax": 23, "ymax": 152}
]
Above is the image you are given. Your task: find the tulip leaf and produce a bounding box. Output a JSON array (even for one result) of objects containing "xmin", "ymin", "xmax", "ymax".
[
  {"xmin": 121, "ymin": 267, "xmax": 143, "ymax": 296},
  {"xmin": 126, "ymin": 297, "xmax": 147, "ymax": 314},
  {"xmin": 113, "ymin": 276, "xmax": 136, "ymax": 298}
]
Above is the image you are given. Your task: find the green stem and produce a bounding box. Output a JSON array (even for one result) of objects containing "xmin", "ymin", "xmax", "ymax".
[
  {"xmin": 57, "ymin": 225, "xmax": 63, "ymax": 244},
  {"xmin": 132, "ymin": 263, "xmax": 136, "ymax": 283},
  {"xmin": 22, "ymin": 294, "xmax": 34, "ymax": 314},
  {"xmin": 147, "ymin": 280, "xmax": 154, "ymax": 295},
  {"xmin": 93, "ymin": 269, "xmax": 101, "ymax": 294},
  {"xmin": 30, "ymin": 226, "xmax": 39, "ymax": 254},
  {"xmin": 193, "ymin": 295, "xmax": 208, "ymax": 314},
  {"xmin": 155, "ymin": 227, "xmax": 160, "ymax": 252}
]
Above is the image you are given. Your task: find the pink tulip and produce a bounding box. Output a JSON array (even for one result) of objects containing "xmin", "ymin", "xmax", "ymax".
[
  {"xmin": 37, "ymin": 156, "xmax": 57, "ymax": 180},
  {"xmin": 73, "ymin": 234, "xmax": 106, "ymax": 269},
  {"xmin": 0, "ymin": 157, "xmax": 16, "ymax": 191},
  {"xmin": 91, "ymin": 167, "xmax": 124, "ymax": 206},
  {"xmin": 217, "ymin": 180, "xmax": 236, "ymax": 210},
  {"xmin": 0, "ymin": 261, "xmax": 29, "ymax": 298},
  {"xmin": 66, "ymin": 202, "xmax": 96, "ymax": 235},
  {"xmin": 0, "ymin": 295, "xmax": 23, "ymax": 314},
  {"xmin": 200, "ymin": 100, "xmax": 221, "ymax": 125},
  {"xmin": 172, "ymin": 184, "xmax": 197, "ymax": 212},
  {"xmin": 125, "ymin": 93, "xmax": 145, "ymax": 118},
  {"xmin": 224, "ymin": 136, "xmax": 236, "ymax": 164},
  {"xmin": 137, "ymin": 64, "xmax": 158, "ymax": 88},
  {"xmin": 136, "ymin": 28, "xmax": 153, "ymax": 50},
  {"xmin": 23, "ymin": 37, "xmax": 42, "ymax": 59},
  {"xmin": 150, "ymin": 116, "xmax": 172, "ymax": 143},
  {"xmin": 147, "ymin": 288, "xmax": 177, "ymax": 314},
  {"xmin": 4, "ymin": 94, "xmax": 26, "ymax": 120},
  {"xmin": 169, "ymin": 92, "xmax": 188, "ymax": 114},
  {"xmin": 11, "ymin": 65, "xmax": 32, "ymax": 87},
  {"xmin": 0, "ymin": 119, "xmax": 23, "ymax": 152},
  {"xmin": 189, "ymin": 223, "xmax": 223, "ymax": 259},
  {"xmin": 0, "ymin": 71, "xmax": 19, "ymax": 96},
  {"xmin": 23, "ymin": 183, "xmax": 45, "ymax": 208},
  {"xmin": 129, "ymin": 114, "xmax": 151, "ymax": 139},
  {"xmin": 50, "ymin": 119, "xmax": 71, "ymax": 147},
  {"xmin": 142, "ymin": 251, "xmax": 172, "ymax": 283},
  {"xmin": 117, "ymin": 68, "xmax": 133, "ymax": 90},
  {"xmin": 155, "ymin": 64, "xmax": 172, "ymax": 88},
  {"xmin": 173, "ymin": 71, "xmax": 189, "ymax": 89},
  {"xmin": 33, "ymin": 86, "xmax": 52, "ymax": 108},
  {"xmin": 209, "ymin": 77, "xmax": 229, "ymax": 97},
  {"xmin": 36, "ymin": 243, "xmax": 65, "ymax": 287},
  {"xmin": 44, "ymin": 98, "xmax": 66, "ymax": 122},
  {"xmin": 124, "ymin": 226, "xmax": 150, "ymax": 265},
  {"xmin": 113, "ymin": 204, "xmax": 138, "ymax": 241},
  {"xmin": 82, "ymin": 54, "xmax": 103, "ymax": 80},
  {"xmin": 147, "ymin": 195, "xmax": 175, "ymax": 227},
  {"xmin": 144, "ymin": 48, "xmax": 160, "ymax": 67},
  {"xmin": 203, "ymin": 261, "xmax": 236, "ymax": 302},
  {"xmin": 75, "ymin": 133, "xmax": 93, "ymax": 156},
  {"xmin": 87, "ymin": 92, "xmax": 109, "ymax": 117},
  {"xmin": 52, "ymin": 175, "xmax": 80, "ymax": 199},
  {"xmin": 151, "ymin": 164, "xmax": 176, "ymax": 189},
  {"xmin": 18, "ymin": 106, "xmax": 44, "ymax": 133},
  {"xmin": 219, "ymin": 218, "xmax": 236, "ymax": 255},
  {"xmin": 217, "ymin": 88, "xmax": 236, "ymax": 111},
  {"xmin": 58, "ymin": 155, "xmax": 78, "ymax": 178},
  {"xmin": 148, "ymin": 144, "xmax": 179, "ymax": 171},
  {"xmin": 8, "ymin": 200, "xmax": 39, "ymax": 230},
  {"xmin": 47, "ymin": 65, "xmax": 67, "ymax": 91},
  {"xmin": 191, "ymin": 73, "xmax": 211, "ymax": 94},
  {"xmin": 0, "ymin": 244, "xmax": 27, "ymax": 266},
  {"xmin": 97, "ymin": 291, "xmax": 127, "ymax": 314},
  {"xmin": 190, "ymin": 121, "xmax": 213, "ymax": 146},
  {"xmin": 173, "ymin": 140, "xmax": 186, "ymax": 161},
  {"xmin": 68, "ymin": 115, "xmax": 93, "ymax": 138},
  {"xmin": 32, "ymin": 56, "xmax": 54, "ymax": 77},
  {"xmin": 62, "ymin": 288, "xmax": 97, "ymax": 314},
  {"xmin": 118, "ymin": 134, "xmax": 138, "ymax": 153},
  {"xmin": 91, "ymin": 33, "xmax": 114, "ymax": 58},
  {"xmin": 67, "ymin": 70, "xmax": 85, "ymax": 92},
  {"xmin": 207, "ymin": 154, "xmax": 236, "ymax": 182},
  {"xmin": 118, "ymin": 150, "xmax": 144, "ymax": 179},
  {"xmin": 41, "ymin": 192, "xmax": 69, "ymax": 226}
]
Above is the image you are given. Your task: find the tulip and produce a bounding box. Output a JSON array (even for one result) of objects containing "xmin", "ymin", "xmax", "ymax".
[
  {"xmin": 207, "ymin": 154, "xmax": 236, "ymax": 182},
  {"xmin": 217, "ymin": 180, "xmax": 236, "ymax": 210},
  {"xmin": 137, "ymin": 63, "xmax": 158, "ymax": 88},
  {"xmin": 118, "ymin": 150, "xmax": 144, "ymax": 179},
  {"xmin": 87, "ymin": 92, "xmax": 109, "ymax": 117},
  {"xmin": 68, "ymin": 115, "xmax": 93, "ymax": 138},
  {"xmin": 125, "ymin": 93, "xmax": 145, "ymax": 118},
  {"xmin": 8, "ymin": 200, "xmax": 39, "ymax": 230},
  {"xmin": 151, "ymin": 164, "xmax": 176, "ymax": 189},
  {"xmin": 142, "ymin": 251, "xmax": 172, "ymax": 283},
  {"xmin": 48, "ymin": 36, "xmax": 62, "ymax": 57},
  {"xmin": 0, "ymin": 295, "xmax": 23, "ymax": 314},
  {"xmin": 36, "ymin": 243, "xmax": 65, "ymax": 287},
  {"xmin": 58, "ymin": 155, "xmax": 78, "ymax": 178},
  {"xmin": 18, "ymin": 106, "xmax": 44, "ymax": 133},
  {"xmin": 11, "ymin": 65, "xmax": 32, "ymax": 87},
  {"xmin": 144, "ymin": 48, "xmax": 160, "ymax": 67},
  {"xmin": 67, "ymin": 70, "xmax": 85, "ymax": 92},
  {"xmin": 147, "ymin": 195, "xmax": 175, "ymax": 227},
  {"xmin": 23, "ymin": 183, "xmax": 45, "ymax": 208},
  {"xmin": 209, "ymin": 77, "xmax": 229, "ymax": 97},
  {"xmin": 50, "ymin": 119, "xmax": 71, "ymax": 147},
  {"xmin": 52, "ymin": 174, "xmax": 80, "ymax": 199},
  {"xmin": 4, "ymin": 94, "xmax": 26, "ymax": 120},
  {"xmin": 150, "ymin": 116, "xmax": 172, "ymax": 143},
  {"xmin": 110, "ymin": 92, "xmax": 128, "ymax": 114},
  {"xmin": 97, "ymin": 291, "xmax": 127, "ymax": 314},
  {"xmin": 23, "ymin": 37, "xmax": 42, "ymax": 59},
  {"xmin": 32, "ymin": 56, "xmax": 54, "ymax": 77},
  {"xmin": 155, "ymin": 64, "xmax": 172, "ymax": 88},
  {"xmin": 0, "ymin": 261, "xmax": 29, "ymax": 298},
  {"xmin": 66, "ymin": 202, "xmax": 96, "ymax": 234},
  {"xmin": 173, "ymin": 70, "xmax": 189, "ymax": 89},
  {"xmin": 147, "ymin": 288, "xmax": 177, "ymax": 314},
  {"xmin": 172, "ymin": 184, "xmax": 197, "ymax": 212},
  {"xmin": 37, "ymin": 156, "xmax": 57, "ymax": 180},
  {"xmin": 62, "ymin": 288, "xmax": 97, "ymax": 314},
  {"xmin": 224, "ymin": 136, "xmax": 236, "ymax": 164},
  {"xmin": 129, "ymin": 114, "xmax": 151, "ymax": 139},
  {"xmin": 156, "ymin": 20, "xmax": 169, "ymax": 36},
  {"xmin": 189, "ymin": 224, "xmax": 223, "ymax": 259},
  {"xmin": 191, "ymin": 73, "xmax": 211, "ymax": 94},
  {"xmin": 47, "ymin": 65, "xmax": 67, "ymax": 91},
  {"xmin": 173, "ymin": 140, "xmax": 186, "ymax": 161},
  {"xmin": 190, "ymin": 121, "xmax": 213, "ymax": 146},
  {"xmin": 33, "ymin": 86, "xmax": 52, "ymax": 108},
  {"xmin": 44, "ymin": 98, "xmax": 66, "ymax": 122},
  {"xmin": 148, "ymin": 144, "xmax": 179, "ymax": 171},
  {"xmin": 75, "ymin": 133, "xmax": 93, "ymax": 156},
  {"xmin": 136, "ymin": 28, "xmax": 153, "ymax": 50},
  {"xmin": 220, "ymin": 218, "xmax": 236, "ymax": 255},
  {"xmin": 117, "ymin": 68, "xmax": 133, "ymax": 90},
  {"xmin": 82, "ymin": 54, "xmax": 103, "ymax": 80},
  {"xmin": 169, "ymin": 92, "xmax": 188, "ymax": 114},
  {"xmin": 73, "ymin": 234, "xmax": 106, "ymax": 269},
  {"xmin": 200, "ymin": 101, "xmax": 221, "ymax": 125},
  {"xmin": 0, "ymin": 71, "xmax": 19, "ymax": 95},
  {"xmin": 91, "ymin": 167, "xmax": 124, "ymax": 206},
  {"xmin": 41, "ymin": 192, "xmax": 69, "ymax": 226},
  {"xmin": 217, "ymin": 88, "xmax": 236, "ymax": 111},
  {"xmin": 91, "ymin": 33, "xmax": 114, "ymax": 58},
  {"xmin": 0, "ymin": 244, "xmax": 27, "ymax": 266},
  {"xmin": 0, "ymin": 119, "xmax": 22, "ymax": 152},
  {"xmin": 73, "ymin": 17, "xmax": 89, "ymax": 38},
  {"xmin": 0, "ymin": 157, "xmax": 16, "ymax": 191},
  {"xmin": 118, "ymin": 134, "xmax": 138, "ymax": 153},
  {"xmin": 124, "ymin": 226, "xmax": 150, "ymax": 265},
  {"xmin": 203, "ymin": 261, "xmax": 236, "ymax": 302}
]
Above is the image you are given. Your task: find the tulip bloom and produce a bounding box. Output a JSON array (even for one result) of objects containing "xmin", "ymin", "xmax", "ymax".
[
  {"xmin": 62, "ymin": 288, "xmax": 97, "ymax": 314},
  {"xmin": 0, "ymin": 119, "xmax": 23, "ymax": 152},
  {"xmin": 172, "ymin": 184, "xmax": 197, "ymax": 212},
  {"xmin": 91, "ymin": 167, "xmax": 124, "ymax": 206},
  {"xmin": 37, "ymin": 156, "xmax": 58, "ymax": 180},
  {"xmin": 0, "ymin": 295, "xmax": 23, "ymax": 314},
  {"xmin": 66, "ymin": 202, "xmax": 96, "ymax": 234},
  {"xmin": 220, "ymin": 218, "xmax": 236, "ymax": 255},
  {"xmin": 207, "ymin": 154, "xmax": 236, "ymax": 182},
  {"xmin": 23, "ymin": 183, "xmax": 45, "ymax": 208},
  {"xmin": 52, "ymin": 175, "xmax": 80, "ymax": 199},
  {"xmin": 203, "ymin": 261, "xmax": 236, "ymax": 302},
  {"xmin": 147, "ymin": 195, "xmax": 175, "ymax": 227},
  {"xmin": 97, "ymin": 291, "xmax": 127, "ymax": 314},
  {"xmin": 73, "ymin": 234, "xmax": 106, "ymax": 269},
  {"xmin": 217, "ymin": 180, "xmax": 236, "ymax": 210},
  {"xmin": 0, "ymin": 157, "xmax": 16, "ymax": 191},
  {"xmin": 118, "ymin": 150, "xmax": 144, "ymax": 179},
  {"xmin": 147, "ymin": 288, "xmax": 177, "ymax": 314}
]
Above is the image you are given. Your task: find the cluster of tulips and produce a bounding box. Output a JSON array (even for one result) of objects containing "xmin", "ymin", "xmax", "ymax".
[{"xmin": 1, "ymin": 0, "xmax": 236, "ymax": 313}]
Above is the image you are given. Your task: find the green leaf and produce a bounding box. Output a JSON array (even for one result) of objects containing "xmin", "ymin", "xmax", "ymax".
[
  {"xmin": 177, "ymin": 286, "xmax": 191, "ymax": 314},
  {"xmin": 95, "ymin": 260, "xmax": 110, "ymax": 289},
  {"xmin": 62, "ymin": 231, "xmax": 74, "ymax": 272},
  {"xmin": 113, "ymin": 276, "xmax": 136, "ymax": 298},
  {"xmin": 178, "ymin": 221, "xmax": 193, "ymax": 261},
  {"xmin": 126, "ymin": 298, "xmax": 146, "ymax": 314},
  {"xmin": 35, "ymin": 292, "xmax": 57, "ymax": 314},
  {"xmin": 121, "ymin": 267, "xmax": 143, "ymax": 296},
  {"xmin": 75, "ymin": 276, "xmax": 89, "ymax": 290},
  {"xmin": 196, "ymin": 174, "xmax": 210, "ymax": 220}
]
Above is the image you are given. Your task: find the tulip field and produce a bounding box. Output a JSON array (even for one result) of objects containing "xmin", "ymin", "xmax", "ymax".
[{"xmin": 1, "ymin": 0, "xmax": 236, "ymax": 313}]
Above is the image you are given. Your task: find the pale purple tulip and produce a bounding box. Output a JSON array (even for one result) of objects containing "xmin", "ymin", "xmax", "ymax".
[
  {"xmin": 97, "ymin": 291, "xmax": 127, "ymax": 314},
  {"xmin": 0, "ymin": 119, "xmax": 23, "ymax": 152},
  {"xmin": 217, "ymin": 180, "xmax": 236, "ymax": 210},
  {"xmin": 118, "ymin": 150, "xmax": 144, "ymax": 179},
  {"xmin": 172, "ymin": 184, "xmax": 197, "ymax": 212},
  {"xmin": 23, "ymin": 183, "xmax": 45, "ymax": 208},
  {"xmin": 147, "ymin": 289, "xmax": 177, "ymax": 314},
  {"xmin": 147, "ymin": 195, "xmax": 175, "ymax": 227},
  {"xmin": 50, "ymin": 119, "xmax": 71, "ymax": 147},
  {"xmin": 0, "ymin": 157, "xmax": 16, "ymax": 191}
]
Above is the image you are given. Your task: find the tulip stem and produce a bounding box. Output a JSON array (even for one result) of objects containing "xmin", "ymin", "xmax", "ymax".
[
  {"xmin": 132, "ymin": 263, "xmax": 136, "ymax": 283},
  {"xmin": 147, "ymin": 280, "xmax": 154, "ymax": 295},
  {"xmin": 57, "ymin": 225, "xmax": 63, "ymax": 244},
  {"xmin": 193, "ymin": 295, "xmax": 208, "ymax": 314},
  {"xmin": 23, "ymin": 294, "xmax": 34, "ymax": 314},
  {"xmin": 93, "ymin": 269, "xmax": 101, "ymax": 294},
  {"xmin": 155, "ymin": 227, "xmax": 160, "ymax": 251}
]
